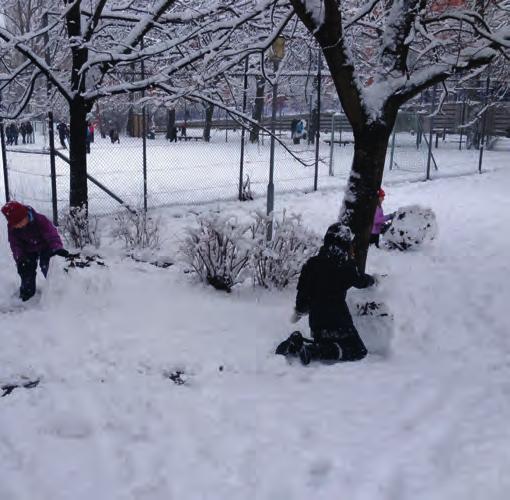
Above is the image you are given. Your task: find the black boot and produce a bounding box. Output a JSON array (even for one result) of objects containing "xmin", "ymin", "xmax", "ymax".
[
  {"xmin": 275, "ymin": 331, "xmax": 304, "ymax": 356},
  {"xmin": 299, "ymin": 341, "xmax": 342, "ymax": 365}
]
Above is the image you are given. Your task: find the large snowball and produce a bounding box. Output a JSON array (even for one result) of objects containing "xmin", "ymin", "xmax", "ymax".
[{"xmin": 383, "ymin": 205, "xmax": 438, "ymax": 250}]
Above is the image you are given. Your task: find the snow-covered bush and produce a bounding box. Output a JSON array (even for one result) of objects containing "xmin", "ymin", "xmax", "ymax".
[
  {"xmin": 111, "ymin": 209, "xmax": 160, "ymax": 250},
  {"xmin": 383, "ymin": 205, "xmax": 437, "ymax": 251},
  {"xmin": 181, "ymin": 212, "xmax": 320, "ymax": 292},
  {"xmin": 250, "ymin": 213, "xmax": 321, "ymax": 289},
  {"xmin": 180, "ymin": 215, "xmax": 252, "ymax": 292},
  {"xmin": 60, "ymin": 207, "xmax": 101, "ymax": 249}
]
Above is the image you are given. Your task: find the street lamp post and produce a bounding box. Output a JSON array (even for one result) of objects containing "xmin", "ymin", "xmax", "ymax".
[{"xmin": 266, "ymin": 37, "xmax": 285, "ymax": 241}]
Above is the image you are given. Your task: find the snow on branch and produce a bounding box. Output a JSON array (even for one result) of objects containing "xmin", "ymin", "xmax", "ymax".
[
  {"xmin": 344, "ymin": 0, "xmax": 382, "ymax": 29},
  {"xmin": 378, "ymin": 0, "xmax": 422, "ymax": 77},
  {"xmin": 392, "ymin": 46, "xmax": 497, "ymax": 104},
  {"xmin": 0, "ymin": 28, "xmax": 72, "ymax": 101},
  {"xmin": 299, "ymin": 0, "xmax": 325, "ymax": 29},
  {"xmin": 1, "ymin": 0, "xmax": 292, "ymax": 118}
]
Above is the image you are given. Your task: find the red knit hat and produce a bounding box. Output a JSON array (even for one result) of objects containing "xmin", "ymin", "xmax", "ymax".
[
  {"xmin": 378, "ymin": 188, "xmax": 386, "ymax": 197},
  {"xmin": 1, "ymin": 201, "xmax": 29, "ymax": 226}
]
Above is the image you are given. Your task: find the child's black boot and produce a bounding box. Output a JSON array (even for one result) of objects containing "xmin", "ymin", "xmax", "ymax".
[{"xmin": 275, "ymin": 331, "xmax": 304, "ymax": 356}]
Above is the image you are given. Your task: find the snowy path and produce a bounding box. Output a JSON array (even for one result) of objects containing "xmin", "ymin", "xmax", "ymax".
[{"xmin": 1, "ymin": 168, "xmax": 510, "ymax": 499}]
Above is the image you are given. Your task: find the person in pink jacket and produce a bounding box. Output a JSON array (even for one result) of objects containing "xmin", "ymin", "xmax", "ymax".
[
  {"xmin": 370, "ymin": 188, "xmax": 394, "ymax": 248},
  {"xmin": 2, "ymin": 201, "xmax": 68, "ymax": 301}
]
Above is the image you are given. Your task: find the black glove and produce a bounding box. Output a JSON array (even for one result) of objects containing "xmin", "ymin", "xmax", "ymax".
[
  {"xmin": 52, "ymin": 248, "xmax": 69, "ymax": 258},
  {"xmin": 381, "ymin": 221, "xmax": 392, "ymax": 235}
]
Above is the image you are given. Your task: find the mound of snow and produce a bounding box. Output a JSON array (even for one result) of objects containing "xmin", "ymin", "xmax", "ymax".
[{"xmin": 383, "ymin": 205, "xmax": 437, "ymax": 250}]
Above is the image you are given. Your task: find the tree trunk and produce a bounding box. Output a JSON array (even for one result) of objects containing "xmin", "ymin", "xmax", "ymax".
[
  {"xmin": 203, "ymin": 103, "xmax": 214, "ymax": 142},
  {"xmin": 166, "ymin": 108, "xmax": 176, "ymax": 140},
  {"xmin": 249, "ymin": 76, "xmax": 265, "ymax": 143},
  {"xmin": 68, "ymin": 97, "xmax": 89, "ymax": 211},
  {"xmin": 127, "ymin": 106, "xmax": 135, "ymax": 137},
  {"xmin": 340, "ymin": 122, "xmax": 393, "ymax": 272},
  {"xmin": 65, "ymin": 0, "xmax": 90, "ymax": 213}
]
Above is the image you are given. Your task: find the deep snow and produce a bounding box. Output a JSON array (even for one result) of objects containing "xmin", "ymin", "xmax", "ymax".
[{"xmin": 1, "ymin": 151, "xmax": 510, "ymax": 499}]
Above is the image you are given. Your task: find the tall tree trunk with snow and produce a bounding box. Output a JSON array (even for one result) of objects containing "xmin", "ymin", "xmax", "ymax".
[
  {"xmin": 250, "ymin": 76, "xmax": 265, "ymax": 143},
  {"xmin": 65, "ymin": 0, "xmax": 90, "ymax": 214},
  {"xmin": 68, "ymin": 97, "xmax": 90, "ymax": 210},
  {"xmin": 341, "ymin": 122, "xmax": 395, "ymax": 269}
]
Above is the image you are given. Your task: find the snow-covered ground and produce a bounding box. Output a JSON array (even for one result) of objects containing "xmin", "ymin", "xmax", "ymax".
[{"xmin": 1, "ymin": 144, "xmax": 510, "ymax": 499}]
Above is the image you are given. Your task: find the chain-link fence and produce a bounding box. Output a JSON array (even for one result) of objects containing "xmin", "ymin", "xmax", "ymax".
[{"xmin": 1, "ymin": 101, "xmax": 509, "ymax": 222}]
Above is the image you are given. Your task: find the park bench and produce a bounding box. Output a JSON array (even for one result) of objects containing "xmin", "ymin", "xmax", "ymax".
[
  {"xmin": 323, "ymin": 138, "xmax": 354, "ymax": 146},
  {"xmin": 176, "ymin": 135, "xmax": 203, "ymax": 142}
]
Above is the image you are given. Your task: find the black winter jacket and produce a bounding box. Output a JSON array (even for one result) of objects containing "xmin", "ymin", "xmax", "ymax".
[{"xmin": 295, "ymin": 248, "xmax": 374, "ymax": 334}]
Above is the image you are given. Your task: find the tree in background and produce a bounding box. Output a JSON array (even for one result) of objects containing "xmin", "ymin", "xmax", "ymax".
[{"xmin": 0, "ymin": 0, "xmax": 289, "ymax": 229}]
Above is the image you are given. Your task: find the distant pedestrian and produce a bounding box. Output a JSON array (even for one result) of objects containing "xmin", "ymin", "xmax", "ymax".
[
  {"xmin": 11, "ymin": 123, "xmax": 19, "ymax": 145},
  {"xmin": 57, "ymin": 122, "xmax": 68, "ymax": 149},
  {"xmin": 25, "ymin": 121, "xmax": 34, "ymax": 143},
  {"xmin": 20, "ymin": 122, "xmax": 27, "ymax": 144},
  {"xmin": 166, "ymin": 125, "xmax": 177, "ymax": 142},
  {"xmin": 292, "ymin": 119, "xmax": 306, "ymax": 145},
  {"xmin": 5, "ymin": 123, "xmax": 13, "ymax": 145},
  {"xmin": 290, "ymin": 118, "xmax": 298, "ymax": 138},
  {"xmin": 109, "ymin": 128, "xmax": 120, "ymax": 144}
]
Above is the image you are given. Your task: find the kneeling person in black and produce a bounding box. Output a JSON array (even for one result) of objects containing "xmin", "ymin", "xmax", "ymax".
[{"xmin": 278, "ymin": 223, "xmax": 374, "ymax": 365}]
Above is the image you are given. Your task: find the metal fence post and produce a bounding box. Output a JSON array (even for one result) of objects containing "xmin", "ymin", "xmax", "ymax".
[
  {"xmin": 459, "ymin": 98, "xmax": 466, "ymax": 151},
  {"xmin": 238, "ymin": 57, "xmax": 249, "ymax": 200},
  {"xmin": 426, "ymin": 85, "xmax": 437, "ymax": 181},
  {"xmin": 141, "ymin": 38, "xmax": 148, "ymax": 212},
  {"xmin": 44, "ymin": 12, "xmax": 58, "ymax": 224},
  {"xmin": 48, "ymin": 112, "xmax": 58, "ymax": 225},
  {"xmin": 225, "ymin": 109, "xmax": 228, "ymax": 143},
  {"xmin": 313, "ymin": 51, "xmax": 322, "ymax": 191},
  {"xmin": 266, "ymin": 37, "xmax": 285, "ymax": 241},
  {"xmin": 0, "ymin": 116, "xmax": 9, "ymax": 202},
  {"xmin": 478, "ymin": 66, "xmax": 491, "ymax": 174},
  {"xmin": 328, "ymin": 113, "xmax": 335, "ymax": 176},
  {"xmin": 142, "ymin": 104, "xmax": 147, "ymax": 211},
  {"xmin": 266, "ymin": 58, "xmax": 279, "ymax": 241}
]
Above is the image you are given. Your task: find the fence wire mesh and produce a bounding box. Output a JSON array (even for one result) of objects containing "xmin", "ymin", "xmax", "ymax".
[{"xmin": 1, "ymin": 102, "xmax": 509, "ymax": 220}]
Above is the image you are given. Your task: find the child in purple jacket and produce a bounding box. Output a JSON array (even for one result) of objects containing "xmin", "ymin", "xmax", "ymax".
[
  {"xmin": 370, "ymin": 188, "xmax": 394, "ymax": 248},
  {"xmin": 2, "ymin": 201, "xmax": 68, "ymax": 301}
]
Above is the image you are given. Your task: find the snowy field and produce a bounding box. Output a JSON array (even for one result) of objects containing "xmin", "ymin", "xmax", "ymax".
[
  {"xmin": 1, "ymin": 141, "xmax": 510, "ymax": 499},
  {"xmin": 2, "ymin": 129, "xmax": 508, "ymax": 217}
]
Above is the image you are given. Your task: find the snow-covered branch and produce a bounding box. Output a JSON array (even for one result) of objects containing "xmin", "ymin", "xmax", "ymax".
[
  {"xmin": 0, "ymin": 27, "xmax": 72, "ymax": 101},
  {"xmin": 378, "ymin": 0, "xmax": 423, "ymax": 77},
  {"xmin": 392, "ymin": 46, "xmax": 497, "ymax": 104}
]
